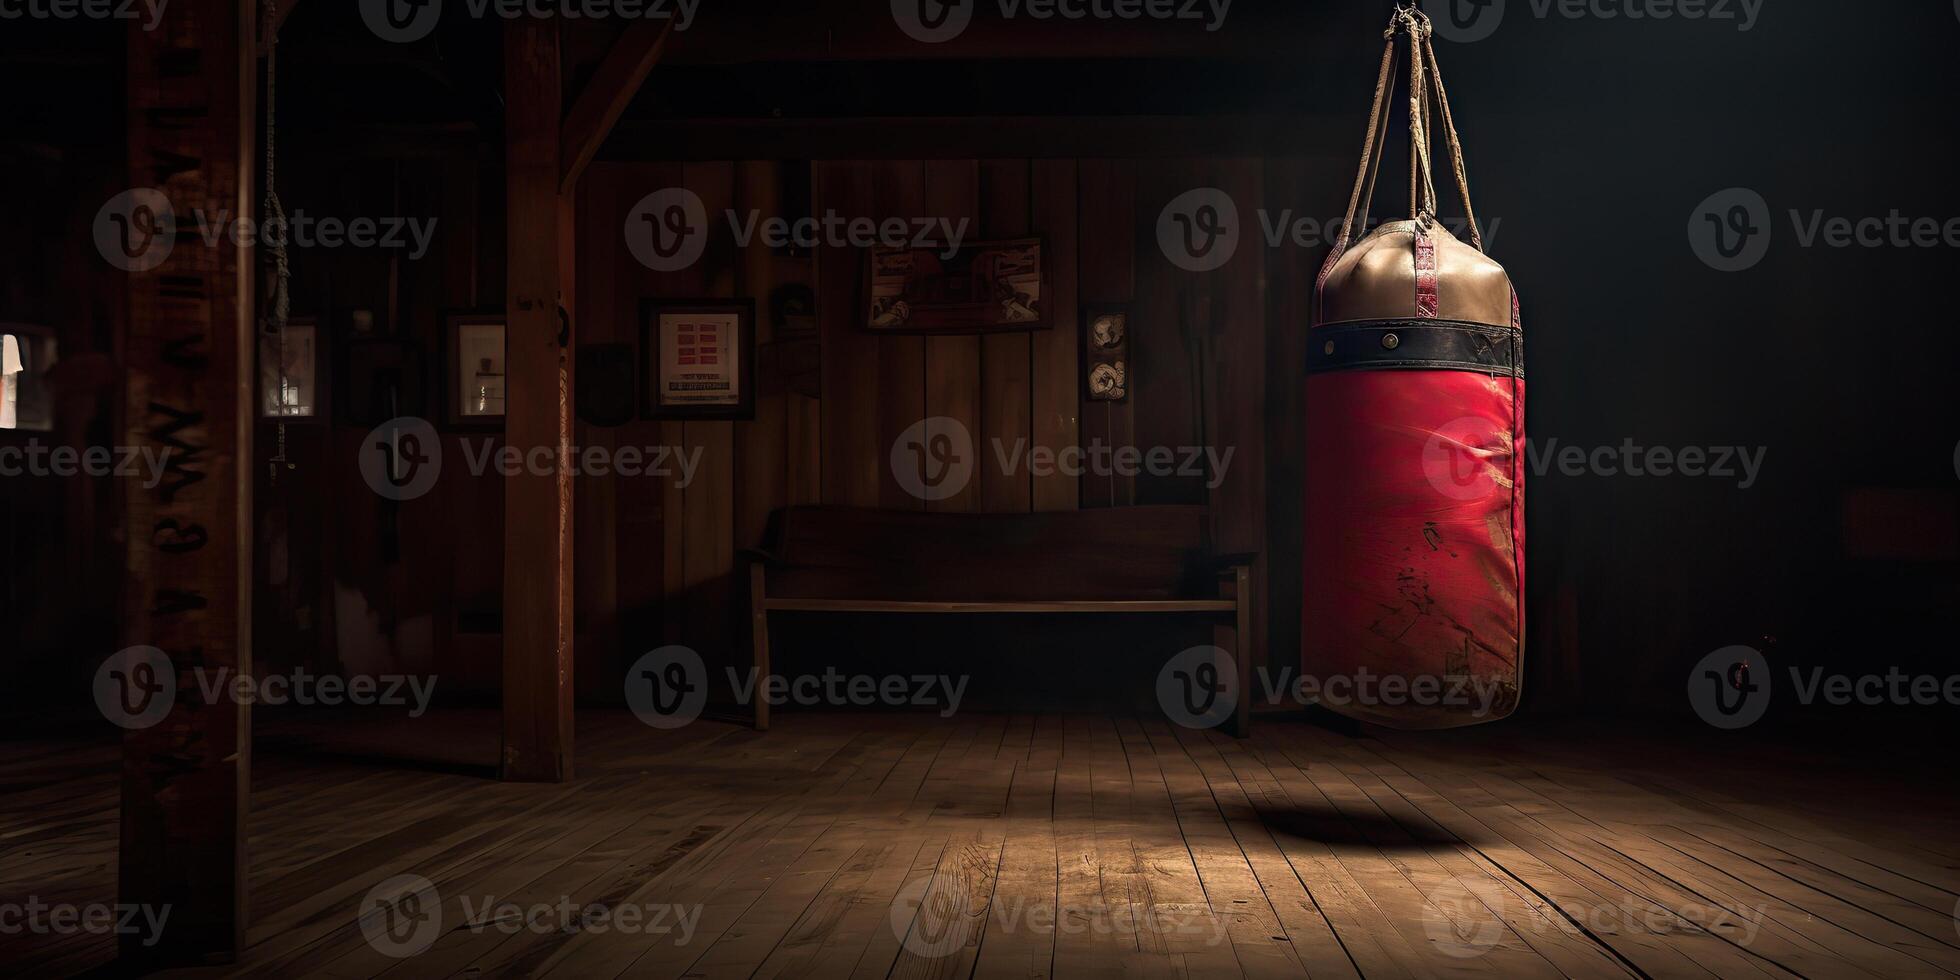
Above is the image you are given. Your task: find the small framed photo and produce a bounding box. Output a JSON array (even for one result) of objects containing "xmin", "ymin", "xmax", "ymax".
[
  {"xmin": 447, "ymin": 314, "xmax": 507, "ymax": 428},
  {"xmin": 259, "ymin": 318, "xmax": 322, "ymax": 420},
  {"xmin": 641, "ymin": 299, "xmax": 755, "ymax": 421}
]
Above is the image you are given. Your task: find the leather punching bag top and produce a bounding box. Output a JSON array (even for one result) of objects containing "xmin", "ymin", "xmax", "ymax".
[{"xmin": 1303, "ymin": 5, "xmax": 1524, "ymax": 728}]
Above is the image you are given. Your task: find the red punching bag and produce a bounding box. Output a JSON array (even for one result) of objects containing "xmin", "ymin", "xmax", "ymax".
[{"xmin": 1303, "ymin": 6, "xmax": 1523, "ymax": 728}]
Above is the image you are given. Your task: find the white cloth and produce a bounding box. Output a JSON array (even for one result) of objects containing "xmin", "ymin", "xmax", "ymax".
[{"xmin": 0, "ymin": 334, "xmax": 19, "ymax": 429}]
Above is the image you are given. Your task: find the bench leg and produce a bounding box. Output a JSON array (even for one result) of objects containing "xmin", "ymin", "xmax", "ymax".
[
  {"xmin": 750, "ymin": 563, "xmax": 770, "ymax": 731},
  {"xmin": 1216, "ymin": 564, "xmax": 1254, "ymax": 738},
  {"xmin": 1235, "ymin": 563, "xmax": 1253, "ymax": 738}
]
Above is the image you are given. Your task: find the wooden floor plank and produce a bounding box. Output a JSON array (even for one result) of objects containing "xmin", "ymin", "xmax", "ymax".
[
  {"xmin": 1145, "ymin": 723, "xmax": 1305, "ymax": 978},
  {"xmin": 1279, "ymin": 725, "xmax": 1726, "ymax": 979},
  {"xmin": 971, "ymin": 727, "xmax": 1061, "ymax": 980},
  {"xmin": 1319, "ymin": 727, "xmax": 1783, "ymax": 979},
  {"xmin": 4, "ymin": 711, "xmax": 1957, "ymax": 979}
]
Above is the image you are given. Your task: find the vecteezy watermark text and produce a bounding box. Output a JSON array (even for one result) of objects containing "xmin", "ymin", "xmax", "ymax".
[
  {"xmin": 1524, "ymin": 438, "xmax": 1765, "ymax": 488},
  {"xmin": 0, "ymin": 0, "xmax": 167, "ymax": 30},
  {"xmin": 1424, "ymin": 0, "xmax": 1763, "ymax": 45},
  {"xmin": 1690, "ymin": 187, "xmax": 1960, "ymax": 271},
  {"xmin": 1421, "ymin": 418, "xmax": 1766, "ymax": 502},
  {"xmin": 1156, "ymin": 650, "xmax": 1517, "ymax": 730},
  {"xmin": 624, "ymin": 647, "xmax": 968, "ymax": 728},
  {"xmin": 94, "ymin": 188, "xmax": 438, "ymax": 272},
  {"xmin": 1423, "ymin": 877, "xmax": 1765, "ymax": 959},
  {"xmin": 0, "ymin": 898, "xmax": 171, "ymax": 948},
  {"xmin": 360, "ymin": 0, "xmax": 699, "ymax": 44},
  {"xmin": 357, "ymin": 416, "xmax": 705, "ymax": 502},
  {"xmin": 890, "ymin": 874, "xmax": 1227, "ymax": 959},
  {"xmin": 890, "ymin": 417, "xmax": 1232, "ymax": 502},
  {"xmin": 0, "ymin": 441, "xmax": 175, "ymax": 488},
  {"xmin": 357, "ymin": 875, "xmax": 700, "ymax": 958},
  {"xmin": 625, "ymin": 188, "xmax": 972, "ymax": 272},
  {"xmin": 1157, "ymin": 187, "xmax": 1504, "ymax": 273},
  {"xmin": 891, "ymin": 0, "xmax": 1233, "ymax": 44},
  {"xmin": 1260, "ymin": 666, "xmax": 1513, "ymax": 719},
  {"xmin": 456, "ymin": 439, "xmax": 703, "ymax": 483},
  {"xmin": 94, "ymin": 647, "xmax": 438, "ymax": 730},
  {"xmin": 1688, "ymin": 645, "xmax": 1960, "ymax": 729}
]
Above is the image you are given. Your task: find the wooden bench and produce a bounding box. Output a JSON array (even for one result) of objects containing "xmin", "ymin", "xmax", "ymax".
[{"xmin": 747, "ymin": 505, "xmax": 1255, "ymax": 734}]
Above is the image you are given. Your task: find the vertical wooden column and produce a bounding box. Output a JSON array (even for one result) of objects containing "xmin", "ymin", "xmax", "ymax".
[
  {"xmin": 502, "ymin": 17, "xmax": 574, "ymax": 782},
  {"xmin": 119, "ymin": 0, "xmax": 253, "ymax": 963}
]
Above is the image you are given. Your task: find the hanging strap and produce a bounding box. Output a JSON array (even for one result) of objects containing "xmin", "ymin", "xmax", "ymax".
[
  {"xmin": 1341, "ymin": 7, "xmax": 1484, "ymax": 243},
  {"xmin": 1407, "ymin": 11, "xmax": 1437, "ymax": 225},
  {"xmin": 1317, "ymin": 5, "xmax": 1486, "ymax": 321},
  {"xmin": 1336, "ymin": 34, "xmax": 1398, "ymax": 256},
  {"xmin": 1336, "ymin": 6, "xmax": 1442, "ymax": 243},
  {"xmin": 1423, "ymin": 30, "xmax": 1481, "ymax": 251}
]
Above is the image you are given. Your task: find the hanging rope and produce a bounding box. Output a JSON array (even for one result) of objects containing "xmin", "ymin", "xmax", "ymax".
[
  {"xmin": 1423, "ymin": 29, "xmax": 1484, "ymax": 251},
  {"xmin": 262, "ymin": 0, "xmax": 292, "ymax": 336},
  {"xmin": 261, "ymin": 0, "xmax": 296, "ymax": 485}
]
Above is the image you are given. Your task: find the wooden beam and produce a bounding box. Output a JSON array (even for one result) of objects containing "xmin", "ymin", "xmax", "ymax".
[
  {"xmin": 559, "ymin": 16, "xmax": 674, "ymax": 194},
  {"xmin": 760, "ymin": 599, "xmax": 1239, "ymax": 614},
  {"xmin": 601, "ymin": 115, "xmax": 1347, "ymax": 161},
  {"xmin": 118, "ymin": 0, "xmax": 254, "ymax": 964},
  {"xmin": 503, "ymin": 18, "xmax": 575, "ymax": 782}
]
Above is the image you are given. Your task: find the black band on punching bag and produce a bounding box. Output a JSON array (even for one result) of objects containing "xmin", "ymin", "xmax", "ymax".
[{"xmin": 1307, "ymin": 320, "xmax": 1522, "ymax": 377}]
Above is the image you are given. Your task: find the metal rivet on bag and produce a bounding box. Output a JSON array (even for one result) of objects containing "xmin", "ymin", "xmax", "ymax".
[
  {"xmin": 1381, "ymin": 332, "xmax": 1399, "ymax": 350},
  {"xmin": 1323, "ymin": 340, "xmax": 1335, "ymax": 355}
]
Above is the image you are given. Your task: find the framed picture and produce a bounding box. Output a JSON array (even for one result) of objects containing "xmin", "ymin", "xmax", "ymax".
[
  {"xmin": 259, "ymin": 318, "xmax": 322, "ymax": 420},
  {"xmin": 641, "ymin": 299, "xmax": 755, "ymax": 421},
  {"xmin": 864, "ymin": 238, "xmax": 1045, "ymax": 334},
  {"xmin": 447, "ymin": 315, "xmax": 506, "ymax": 428}
]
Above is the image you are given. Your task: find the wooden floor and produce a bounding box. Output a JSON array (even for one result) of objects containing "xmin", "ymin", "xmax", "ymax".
[{"xmin": 4, "ymin": 710, "xmax": 1959, "ymax": 978}]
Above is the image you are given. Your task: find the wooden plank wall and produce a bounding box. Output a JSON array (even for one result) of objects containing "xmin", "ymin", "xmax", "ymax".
[
  {"xmin": 254, "ymin": 153, "xmax": 1294, "ymax": 708},
  {"xmin": 564, "ymin": 161, "xmax": 829, "ymax": 690},
  {"xmin": 256, "ymin": 149, "xmax": 507, "ymax": 700},
  {"xmin": 575, "ymin": 158, "xmax": 1276, "ymax": 687},
  {"xmin": 0, "ymin": 110, "xmax": 127, "ymax": 715}
]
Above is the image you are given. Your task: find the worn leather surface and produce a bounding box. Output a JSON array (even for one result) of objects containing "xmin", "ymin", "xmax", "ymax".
[
  {"xmin": 1319, "ymin": 220, "xmax": 1512, "ymax": 327},
  {"xmin": 1302, "ymin": 367, "xmax": 1524, "ymax": 728}
]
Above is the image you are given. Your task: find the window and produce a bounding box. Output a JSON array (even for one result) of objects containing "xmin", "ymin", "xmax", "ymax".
[{"xmin": 0, "ymin": 325, "xmax": 54, "ymax": 432}]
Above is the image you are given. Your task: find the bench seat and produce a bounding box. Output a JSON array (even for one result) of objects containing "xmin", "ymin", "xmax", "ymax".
[{"xmin": 748, "ymin": 504, "xmax": 1255, "ymax": 734}]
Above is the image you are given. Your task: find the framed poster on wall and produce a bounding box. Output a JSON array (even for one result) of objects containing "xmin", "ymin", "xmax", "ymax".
[
  {"xmin": 447, "ymin": 314, "xmax": 506, "ymax": 428},
  {"xmin": 640, "ymin": 299, "xmax": 755, "ymax": 421},
  {"xmin": 258, "ymin": 318, "xmax": 322, "ymax": 419},
  {"xmin": 864, "ymin": 238, "xmax": 1045, "ymax": 334}
]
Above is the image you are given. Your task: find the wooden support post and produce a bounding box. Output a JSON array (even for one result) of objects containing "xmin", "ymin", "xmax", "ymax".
[
  {"xmin": 497, "ymin": 17, "xmax": 670, "ymax": 775},
  {"xmin": 118, "ymin": 0, "xmax": 254, "ymax": 963},
  {"xmin": 502, "ymin": 18, "xmax": 575, "ymax": 782}
]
